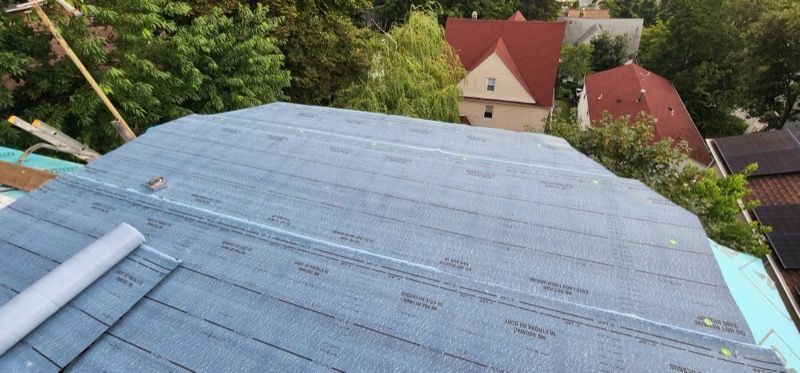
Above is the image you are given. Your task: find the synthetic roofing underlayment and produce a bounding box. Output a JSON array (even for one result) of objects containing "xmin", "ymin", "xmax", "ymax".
[{"xmin": 0, "ymin": 103, "xmax": 787, "ymax": 371}]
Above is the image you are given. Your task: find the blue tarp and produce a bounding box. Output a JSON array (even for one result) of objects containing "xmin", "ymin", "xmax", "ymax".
[{"xmin": 0, "ymin": 103, "xmax": 787, "ymax": 371}]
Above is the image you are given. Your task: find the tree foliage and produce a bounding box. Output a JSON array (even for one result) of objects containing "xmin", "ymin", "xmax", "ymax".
[
  {"xmin": 559, "ymin": 44, "xmax": 593, "ymax": 82},
  {"xmin": 547, "ymin": 111, "xmax": 771, "ymax": 257},
  {"xmin": 741, "ymin": 0, "xmax": 800, "ymax": 130},
  {"xmin": 0, "ymin": 1, "xmax": 289, "ymax": 153},
  {"xmin": 371, "ymin": 0, "xmax": 557, "ymax": 28},
  {"xmin": 263, "ymin": 0, "xmax": 374, "ymax": 105},
  {"xmin": 334, "ymin": 11, "xmax": 465, "ymax": 122},
  {"xmin": 518, "ymin": 0, "xmax": 560, "ymax": 21},
  {"xmin": 639, "ymin": 0, "xmax": 748, "ymax": 137},
  {"xmin": 590, "ymin": 32, "xmax": 628, "ymax": 72},
  {"xmin": 602, "ymin": 0, "xmax": 660, "ymax": 26}
]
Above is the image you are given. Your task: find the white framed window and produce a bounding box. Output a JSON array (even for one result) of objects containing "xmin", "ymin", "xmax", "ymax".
[
  {"xmin": 487, "ymin": 78, "xmax": 496, "ymax": 92},
  {"xmin": 484, "ymin": 105, "xmax": 494, "ymax": 119}
]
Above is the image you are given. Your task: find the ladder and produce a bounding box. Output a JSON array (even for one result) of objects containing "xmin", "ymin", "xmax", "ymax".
[{"xmin": 7, "ymin": 116, "xmax": 101, "ymax": 163}]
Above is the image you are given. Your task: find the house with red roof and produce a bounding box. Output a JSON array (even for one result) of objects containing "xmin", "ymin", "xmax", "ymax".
[
  {"xmin": 578, "ymin": 64, "xmax": 712, "ymax": 167},
  {"xmin": 445, "ymin": 12, "xmax": 566, "ymax": 132}
]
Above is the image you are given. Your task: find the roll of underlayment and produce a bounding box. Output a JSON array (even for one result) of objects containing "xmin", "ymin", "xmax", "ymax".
[{"xmin": 0, "ymin": 223, "xmax": 145, "ymax": 355}]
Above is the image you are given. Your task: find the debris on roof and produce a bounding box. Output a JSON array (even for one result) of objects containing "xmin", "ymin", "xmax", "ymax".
[
  {"xmin": 0, "ymin": 145, "xmax": 82, "ymax": 208},
  {"xmin": 0, "ymin": 103, "xmax": 786, "ymax": 371},
  {"xmin": 583, "ymin": 64, "xmax": 713, "ymax": 166}
]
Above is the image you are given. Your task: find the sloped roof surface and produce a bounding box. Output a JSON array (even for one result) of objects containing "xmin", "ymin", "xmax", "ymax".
[
  {"xmin": 0, "ymin": 103, "xmax": 784, "ymax": 371},
  {"xmin": 714, "ymin": 128, "xmax": 800, "ymax": 176},
  {"xmin": 561, "ymin": 17, "xmax": 644, "ymax": 53},
  {"xmin": 445, "ymin": 17, "xmax": 565, "ymax": 107},
  {"xmin": 585, "ymin": 64, "xmax": 713, "ymax": 165}
]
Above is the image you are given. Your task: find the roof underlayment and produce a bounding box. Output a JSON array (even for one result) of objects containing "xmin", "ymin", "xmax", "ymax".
[{"xmin": 0, "ymin": 103, "xmax": 788, "ymax": 371}]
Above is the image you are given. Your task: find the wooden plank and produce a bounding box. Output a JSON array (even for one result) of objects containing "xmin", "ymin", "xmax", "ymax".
[{"xmin": 0, "ymin": 162, "xmax": 55, "ymax": 192}]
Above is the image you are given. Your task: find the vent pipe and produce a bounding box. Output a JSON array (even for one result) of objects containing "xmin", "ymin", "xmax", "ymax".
[
  {"xmin": 0, "ymin": 223, "xmax": 145, "ymax": 355},
  {"xmin": 471, "ymin": 11, "xmax": 478, "ymax": 19}
]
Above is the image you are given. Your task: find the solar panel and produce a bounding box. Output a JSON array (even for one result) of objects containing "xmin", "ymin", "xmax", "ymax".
[
  {"xmin": 714, "ymin": 129, "xmax": 800, "ymax": 176},
  {"xmin": 753, "ymin": 204, "xmax": 800, "ymax": 268}
]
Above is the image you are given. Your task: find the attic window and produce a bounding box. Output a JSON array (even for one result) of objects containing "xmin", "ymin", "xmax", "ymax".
[
  {"xmin": 487, "ymin": 78, "xmax": 496, "ymax": 92},
  {"xmin": 484, "ymin": 105, "xmax": 494, "ymax": 119}
]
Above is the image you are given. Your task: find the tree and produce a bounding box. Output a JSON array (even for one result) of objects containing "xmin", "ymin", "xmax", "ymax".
[
  {"xmin": 183, "ymin": 0, "xmax": 372, "ymax": 106},
  {"xmin": 556, "ymin": 44, "xmax": 592, "ymax": 103},
  {"xmin": 639, "ymin": 0, "xmax": 749, "ymax": 137},
  {"xmin": 559, "ymin": 44, "xmax": 593, "ymax": 82},
  {"xmin": 334, "ymin": 11, "xmax": 466, "ymax": 122},
  {"xmin": 1, "ymin": 2, "xmax": 289, "ymax": 153},
  {"xmin": 518, "ymin": 0, "xmax": 561, "ymax": 21},
  {"xmin": 266, "ymin": 0, "xmax": 373, "ymax": 105},
  {"xmin": 602, "ymin": 0, "xmax": 660, "ymax": 26},
  {"xmin": 547, "ymin": 111, "xmax": 771, "ymax": 257},
  {"xmin": 741, "ymin": 0, "xmax": 800, "ymax": 130},
  {"xmin": 590, "ymin": 32, "xmax": 628, "ymax": 72}
]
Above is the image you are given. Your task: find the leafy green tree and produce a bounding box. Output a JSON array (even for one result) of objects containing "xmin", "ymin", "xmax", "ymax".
[
  {"xmin": 547, "ymin": 111, "xmax": 771, "ymax": 257},
  {"xmin": 334, "ymin": 10, "xmax": 466, "ymax": 122},
  {"xmin": 182, "ymin": 0, "xmax": 372, "ymax": 106},
  {"xmin": 556, "ymin": 44, "xmax": 592, "ymax": 103},
  {"xmin": 602, "ymin": 0, "xmax": 659, "ymax": 26},
  {"xmin": 589, "ymin": 32, "xmax": 628, "ymax": 72},
  {"xmin": 1, "ymin": 1, "xmax": 289, "ymax": 153},
  {"xmin": 518, "ymin": 0, "xmax": 561, "ymax": 20},
  {"xmin": 559, "ymin": 44, "xmax": 593, "ymax": 82},
  {"xmin": 267, "ymin": 0, "xmax": 373, "ymax": 105},
  {"xmin": 741, "ymin": 0, "xmax": 800, "ymax": 130},
  {"xmin": 639, "ymin": 0, "xmax": 747, "ymax": 137}
]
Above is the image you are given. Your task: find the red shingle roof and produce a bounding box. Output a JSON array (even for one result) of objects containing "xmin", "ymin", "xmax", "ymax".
[
  {"xmin": 747, "ymin": 173, "xmax": 800, "ymax": 207},
  {"xmin": 445, "ymin": 16, "xmax": 566, "ymax": 108},
  {"xmin": 507, "ymin": 11, "xmax": 526, "ymax": 21},
  {"xmin": 585, "ymin": 64, "xmax": 712, "ymax": 165}
]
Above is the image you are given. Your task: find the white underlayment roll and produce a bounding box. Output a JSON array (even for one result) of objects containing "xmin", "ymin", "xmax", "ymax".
[{"xmin": 0, "ymin": 223, "xmax": 145, "ymax": 356}]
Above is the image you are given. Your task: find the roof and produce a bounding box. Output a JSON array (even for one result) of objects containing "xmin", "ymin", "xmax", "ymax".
[
  {"xmin": 560, "ymin": 17, "xmax": 644, "ymax": 54},
  {"xmin": 753, "ymin": 205, "xmax": 800, "ymax": 269},
  {"xmin": 712, "ymin": 128, "xmax": 800, "ymax": 269},
  {"xmin": 0, "ymin": 146, "xmax": 82, "ymax": 208},
  {"xmin": 564, "ymin": 8, "xmax": 612, "ymax": 19},
  {"xmin": 714, "ymin": 128, "xmax": 800, "ymax": 176},
  {"xmin": 748, "ymin": 173, "xmax": 800, "ymax": 206},
  {"xmin": 445, "ymin": 16, "xmax": 566, "ymax": 108},
  {"xmin": 585, "ymin": 64, "xmax": 713, "ymax": 165},
  {"xmin": 0, "ymin": 103, "xmax": 785, "ymax": 371}
]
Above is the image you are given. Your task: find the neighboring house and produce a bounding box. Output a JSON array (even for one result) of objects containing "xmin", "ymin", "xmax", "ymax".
[
  {"xmin": 578, "ymin": 64, "xmax": 713, "ymax": 167},
  {"xmin": 560, "ymin": 17, "xmax": 643, "ymax": 56},
  {"xmin": 563, "ymin": 8, "xmax": 611, "ymax": 19},
  {"xmin": 0, "ymin": 102, "xmax": 789, "ymax": 370},
  {"xmin": 708, "ymin": 128, "xmax": 800, "ymax": 326},
  {"xmin": 445, "ymin": 12, "xmax": 565, "ymax": 132}
]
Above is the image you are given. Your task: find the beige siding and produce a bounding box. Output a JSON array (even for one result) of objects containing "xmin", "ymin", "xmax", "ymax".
[
  {"xmin": 458, "ymin": 53, "xmax": 535, "ymax": 104},
  {"xmin": 460, "ymin": 99, "xmax": 550, "ymax": 132}
]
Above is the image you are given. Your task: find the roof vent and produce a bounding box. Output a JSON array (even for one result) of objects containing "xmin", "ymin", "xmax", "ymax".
[
  {"xmin": 669, "ymin": 106, "xmax": 675, "ymax": 116},
  {"xmin": 636, "ymin": 89, "xmax": 646, "ymax": 103},
  {"xmin": 472, "ymin": 11, "xmax": 478, "ymax": 20}
]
